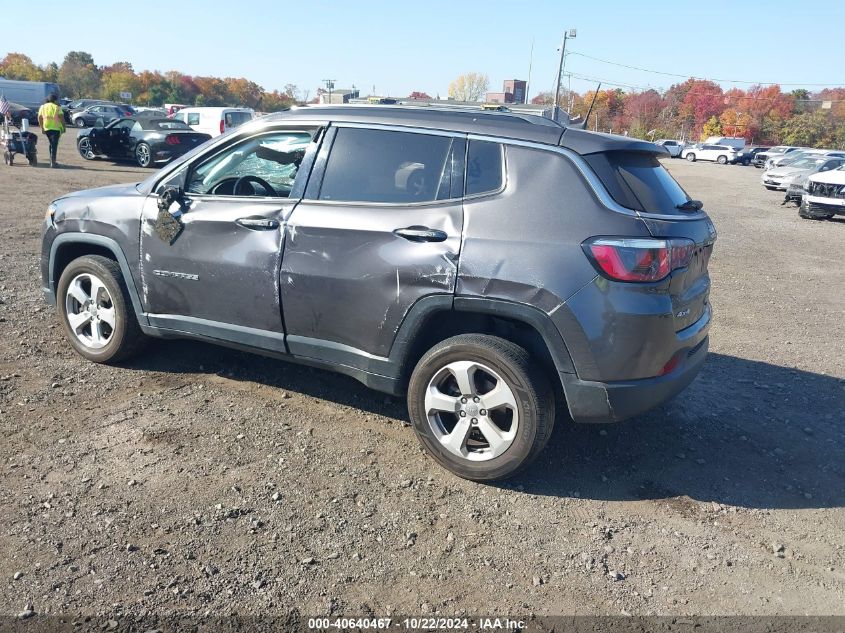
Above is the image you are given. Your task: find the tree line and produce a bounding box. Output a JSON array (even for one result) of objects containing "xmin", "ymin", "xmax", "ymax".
[
  {"xmin": 532, "ymin": 79, "xmax": 845, "ymax": 148},
  {"xmin": 0, "ymin": 51, "xmax": 308, "ymax": 111}
]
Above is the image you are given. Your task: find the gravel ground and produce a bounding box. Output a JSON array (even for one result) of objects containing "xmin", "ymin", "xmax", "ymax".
[{"xmin": 0, "ymin": 133, "xmax": 843, "ymax": 621}]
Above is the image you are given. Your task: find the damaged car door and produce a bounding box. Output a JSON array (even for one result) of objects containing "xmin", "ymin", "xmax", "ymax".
[
  {"xmin": 281, "ymin": 125, "xmax": 465, "ymax": 363},
  {"xmin": 139, "ymin": 128, "xmax": 319, "ymax": 343}
]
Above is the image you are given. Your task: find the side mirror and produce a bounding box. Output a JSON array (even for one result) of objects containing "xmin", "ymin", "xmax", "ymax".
[
  {"xmin": 158, "ymin": 185, "xmax": 184, "ymax": 213},
  {"xmin": 95, "ymin": 117, "xmax": 105, "ymax": 128}
]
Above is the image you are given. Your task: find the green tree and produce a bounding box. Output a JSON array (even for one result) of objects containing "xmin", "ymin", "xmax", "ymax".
[
  {"xmin": 780, "ymin": 111, "xmax": 834, "ymax": 147},
  {"xmin": 58, "ymin": 51, "xmax": 99, "ymax": 98},
  {"xmin": 100, "ymin": 71, "xmax": 140, "ymax": 101}
]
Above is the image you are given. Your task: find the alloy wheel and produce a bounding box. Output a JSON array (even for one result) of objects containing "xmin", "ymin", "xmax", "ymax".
[
  {"xmin": 78, "ymin": 138, "xmax": 94, "ymax": 159},
  {"xmin": 64, "ymin": 273, "xmax": 116, "ymax": 350},
  {"xmin": 136, "ymin": 144, "xmax": 151, "ymax": 167},
  {"xmin": 424, "ymin": 360, "xmax": 519, "ymax": 461}
]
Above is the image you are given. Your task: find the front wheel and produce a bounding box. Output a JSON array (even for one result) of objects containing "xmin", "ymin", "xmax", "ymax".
[
  {"xmin": 135, "ymin": 142, "xmax": 152, "ymax": 168},
  {"xmin": 685, "ymin": 153, "xmax": 696, "ymax": 162},
  {"xmin": 717, "ymin": 155, "xmax": 728, "ymax": 164},
  {"xmin": 407, "ymin": 334, "xmax": 555, "ymax": 481},
  {"xmin": 56, "ymin": 255, "xmax": 147, "ymax": 363},
  {"xmin": 77, "ymin": 137, "xmax": 95, "ymax": 160}
]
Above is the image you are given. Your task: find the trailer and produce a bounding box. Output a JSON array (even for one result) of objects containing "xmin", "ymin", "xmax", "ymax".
[{"xmin": 0, "ymin": 79, "xmax": 61, "ymax": 110}]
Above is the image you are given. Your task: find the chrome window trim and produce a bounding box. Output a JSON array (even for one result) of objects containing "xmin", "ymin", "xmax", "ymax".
[
  {"xmin": 331, "ymin": 121, "xmax": 465, "ymax": 139},
  {"xmin": 463, "ymin": 140, "xmax": 507, "ymax": 201}
]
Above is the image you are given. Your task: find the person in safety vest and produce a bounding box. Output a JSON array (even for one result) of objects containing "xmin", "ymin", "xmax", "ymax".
[{"xmin": 38, "ymin": 93, "xmax": 66, "ymax": 168}]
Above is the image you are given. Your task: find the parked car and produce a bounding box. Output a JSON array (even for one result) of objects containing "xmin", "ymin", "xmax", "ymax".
[
  {"xmin": 752, "ymin": 145, "xmax": 800, "ymax": 168},
  {"xmin": 4, "ymin": 102, "xmax": 38, "ymax": 127},
  {"xmin": 798, "ymin": 166, "xmax": 845, "ymax": 220},
  {"xmin": 72, "ymin": 104, "xmax": 131, "ymax": 128},
  {"xmin": 731, "ymin": 146, "xmax": 769, "ymax": 165},
  {"xmin": 765, "ymin": 149, "xmax": 845, "ymax": 170},
  {"xmin": 76, "ymin": 117, "xmax": 211, "ymax": 167},
  {"xmin": 761, "ymin": 155, "xmax": 845, "ymax": 191},
  {"xmin": 171, "ymin": 107, "xmax": 254, "ymax": 137},
  {"xmin": 654, "ymin": 139, "xmax": 684, "ymax": 157},
  {"xmin": 41, "ymin": 106, "xmax": 715, "ymax": 480},
  {"xmin": 681, "ymin": 143, "xmax": 738, "ymax": 164},
  {"xmin": 67, "ymin": 99, "xmax": 111, "ymax": 114}
]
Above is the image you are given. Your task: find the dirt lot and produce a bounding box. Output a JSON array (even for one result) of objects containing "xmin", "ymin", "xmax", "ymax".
[{"xmin": 0, "ymin": 133, "xmax": 843, "ymax": 621}]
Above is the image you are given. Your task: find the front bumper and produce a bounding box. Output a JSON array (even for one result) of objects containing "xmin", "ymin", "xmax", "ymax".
[
  {"xmin": 762, "ymin": 176, "xmax": 790, "ymax": 190},
  {"xmin": 560, "ymin": 305, "xmax": 711, "ymax": 423}
]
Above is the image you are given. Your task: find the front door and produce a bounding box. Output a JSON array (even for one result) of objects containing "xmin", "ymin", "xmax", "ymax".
[
  {"xmin": 139, "ymin": 128, "xmax": 318, "ymax": 339},
  {"xmin": 281, "ymin": 125, "xmax": 465, "ymax": 361}
]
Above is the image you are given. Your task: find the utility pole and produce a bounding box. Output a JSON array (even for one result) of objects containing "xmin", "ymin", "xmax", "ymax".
[
  {"xmin": 553, "ymin": 28, "xmax": 576, "ymax": 122},
  {"xmin": 322, "ymin": 79, "xmax": 336, "ymax": 104},
  {"xmin": 526, "ymin": 38, "xmax": 534, "ymax": 104}
]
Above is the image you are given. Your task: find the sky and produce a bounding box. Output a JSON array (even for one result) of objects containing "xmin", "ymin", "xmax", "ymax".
[{"xmin": 6, "ymin": 0, "xmax": 845, "ymax": 99}]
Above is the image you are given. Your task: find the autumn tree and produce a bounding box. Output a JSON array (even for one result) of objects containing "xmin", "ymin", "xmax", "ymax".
[
  {"xmin": 531, "ymin": 91, "xmax": 555, "ymax": 105},
  {"xmin": 701, "ymin": 116, "xmax": 722, "ymax": 139},
  {"xmin": 58, "ymin": 51, "xmax": 99, "ymax": 98},
  {"xmin": 0, "ymin": 53, "xmax": 44, "ymax": 81},
  {"xmin": 719, "ymin": 109, "xmax": 754, "ymax": 140},
  {"xmin": 448, "ymin": 72, "xmax": 488, "ymax": 102}
]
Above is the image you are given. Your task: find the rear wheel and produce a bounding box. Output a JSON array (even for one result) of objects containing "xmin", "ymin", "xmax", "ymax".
[
  {"xmin": 135, "ymin": 143, "xmax": 152, "ymax": 168},
  {"xmin": 407, "ymin": 334, "xmax": 555, "ymax": 481},
  {"xmin": 75, "ymin": 118, "xmax": 86, "ymax": 128},
  {"xmin": 686, "ymin": 153, "xmax": 696, "ymax": 162},
  {"xmin": 717, "ymin": 155, "xmax": 728, "ymax": 164},
  {"xmin": 56, "ymin": 255, "xmax": 147, "ymax": 363}
]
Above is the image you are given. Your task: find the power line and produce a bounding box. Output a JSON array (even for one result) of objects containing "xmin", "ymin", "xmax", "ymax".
[{"xmin": 567, "ymin": 51, "xmax": 845, "ymax": 87}]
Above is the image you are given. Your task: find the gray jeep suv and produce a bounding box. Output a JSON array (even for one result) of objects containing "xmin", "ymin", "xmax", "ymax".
[{"xmin": 41, "ymin": 106, "xmax": 715, "ymax": 481}]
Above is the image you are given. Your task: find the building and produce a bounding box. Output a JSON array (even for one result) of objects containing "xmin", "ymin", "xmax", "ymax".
[
  {"xmin": 318, "ymin": 89, "xmax": 360, "ymax": 105},
  {"xmin": 484, "ymin": 79, "xmax": 527, "ymax": 105}
]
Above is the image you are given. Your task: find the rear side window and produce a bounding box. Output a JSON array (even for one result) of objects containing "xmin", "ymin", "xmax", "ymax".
[
  {"xmin": 319, "ymin": 128, "xmax": 454, "ymax": 203},
  {"xmin": 584, "ymin": 151, "xmax": 691, "ymax": 214},
  {"xmin": 466, "ymin": 140, "xmax": 504, "ymax": 195},
  {"xmin": 225, "ymin": 111, "xmax": 252, "ymax": 128},
  {"xmin": 187, "ymin": 113, "xmax": 200, "ymax": 126}
]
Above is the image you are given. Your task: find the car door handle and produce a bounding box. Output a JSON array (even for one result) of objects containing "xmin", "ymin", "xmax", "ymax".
[
  {"xmin": 393, "ymin": 226, "xmax": 448, "ymax": 243},
  {"xmin": 236, "ymin": 217, "xmax": 279, "ymax": 230}
]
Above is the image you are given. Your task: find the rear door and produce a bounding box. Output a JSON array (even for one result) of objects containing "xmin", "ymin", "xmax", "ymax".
[{"xmin": 281, "ymin": 124, "xmax": 465, "ymax": 361}]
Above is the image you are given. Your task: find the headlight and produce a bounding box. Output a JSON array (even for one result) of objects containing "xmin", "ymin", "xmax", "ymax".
[{"xmin": 46, "ymin": 202, "xmax": 57, "ymax": 220}]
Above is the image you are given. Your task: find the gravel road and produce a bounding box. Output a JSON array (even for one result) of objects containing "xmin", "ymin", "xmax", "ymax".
[{"xmin": 0, "ymin": 133, "xmax": 843, "ymax": 621}]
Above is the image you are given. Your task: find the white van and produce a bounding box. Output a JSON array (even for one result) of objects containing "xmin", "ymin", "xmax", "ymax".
[
  {"xmin": 172, "ymin": 107, "xmax": 254, "ymax": 137},
  {"xmin": 702, "ymin": 136, "xmax": 746, "ymax": 151}
]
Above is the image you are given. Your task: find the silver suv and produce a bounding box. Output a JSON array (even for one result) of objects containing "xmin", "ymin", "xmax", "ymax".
[{"xmin": 41, "ymin": 106, "xmax": 715, "ymax": 480}]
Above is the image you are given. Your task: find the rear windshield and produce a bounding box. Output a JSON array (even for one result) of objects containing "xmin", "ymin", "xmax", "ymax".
[
  {"xmin": 584, "ymin": 151, "xmax": 691, "ymax": 213},
  {"xmin": 153, "ymin": 120, "xmax": 191, "ymax": 130}
]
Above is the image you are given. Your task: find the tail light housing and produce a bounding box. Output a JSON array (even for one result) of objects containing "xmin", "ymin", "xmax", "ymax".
[
  {"xmin": 220, "ymin": 120, "xmax": 225, "ymax": 134},
  {"xmin": 582, "ymin": 237, "xmax": 696, "ymax": 283},
  {"xmin": 165, "ymin": 134, "xmax": 180, "ymax": 145}
]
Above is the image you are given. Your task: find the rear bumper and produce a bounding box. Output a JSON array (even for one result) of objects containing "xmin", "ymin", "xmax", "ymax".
[{"xmin": 561, "ymin": 334, "xmax": 708, "ymax": 423}]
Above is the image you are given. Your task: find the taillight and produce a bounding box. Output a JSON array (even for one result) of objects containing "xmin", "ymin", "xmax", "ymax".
[
  {"xmin": 583, "ymin": 237, "xmax": 695, "ymax": 283},
  {"xmin": 220, "ymin": 120, "xmax": 225, "ymax": 134},
  {"xmin": 165, "ymin": 135, "xmax": 180, "ymax": 145}
]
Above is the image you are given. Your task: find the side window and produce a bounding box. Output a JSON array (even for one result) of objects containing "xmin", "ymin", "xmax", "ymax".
[
  {"xmin": 186, "ymin": 131, "xmax": 313, "ymax": 198},
  {"xmin": 187, "ymin": 113, "xmax": 200, "ymax": 126},
  {"xmin": 318, "ymin": 128, "xmax": 454, "ymax": 203},
  {"xmin": 466, "ymin": 140, "xmax": 504, "ymax": 196}
]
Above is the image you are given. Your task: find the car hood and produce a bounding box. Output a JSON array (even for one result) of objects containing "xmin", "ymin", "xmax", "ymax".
[
  {"xmin": 54, "ymin": 182, "xmax": 143, "ymax": 205},
  {"xmin": 766, "ymin": 166, "xmax": 814, "ymax": 177},
  {"xmin": 808, "ymin": 169, "xmax": 845, "ymax": 186}
]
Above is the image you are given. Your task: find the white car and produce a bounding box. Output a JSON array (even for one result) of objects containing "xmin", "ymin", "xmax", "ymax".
[
  {"xmin": 654, "ymin": 139, "xmax": 684, "ymax": 157},
  {"xmin": 761, "ymin": 155, "xmax": 845, "ymax": 191},
  {"xmin": 171, "ymin": 107, "xmax": 254, "ymax": 138},
  {"xmin": 799, "ymin": 166, "xmax": 845, "ymax": 220},
  {"xmin": 765, "ymin": 149, "xmax": 845, "ymax": 170},
  {"xmin": 681, "ymin": 144, "xmax": 738, "ymax": 164}
]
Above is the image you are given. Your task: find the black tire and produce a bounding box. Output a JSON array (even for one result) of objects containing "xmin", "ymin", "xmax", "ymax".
[
  {"xmin": 717, "ymin": 155, "xmax": 728, "ymax": 164},
  {"xmin": 407, "ymin": 334, "xmax": 555, "ymax": 481},
  {"xmin": 135, "ymin": 142, "xmax": 152, "ymax": 168},
  {"xmin": 798, "ymin": 202, "xmax": 833, "ymax": 220},
  {"xmin": 685, "ymin": 153, "xmax": 696, "ymax": 162},
  {"xmin": 77, "ymin": 137, "xmax": 95, "ymax": 160},
  {"xmin": 56, "ymin": 255, "xmax": 147, "ymax": 363},
  {"xmin": 75, "ymin": 118, "xmax": 86, "ymax": 128}
]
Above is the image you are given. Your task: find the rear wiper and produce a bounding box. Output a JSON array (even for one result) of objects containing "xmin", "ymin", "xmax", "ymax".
[{"xmin": 676, "ymin": 199, "xmax": 703, "ymax": 211}]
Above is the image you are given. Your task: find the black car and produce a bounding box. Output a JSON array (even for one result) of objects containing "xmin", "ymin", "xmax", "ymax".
[
  {"xmin": 5, "ymin": 102, "xmax": 38, "ymax": 127},
  {"xmin": 77, "ymin": 117, "xmax": 211, "ymax": 167},
  {"xmin": 731, "ymin": 146, "xmax": 770, "ymax": 166}
]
